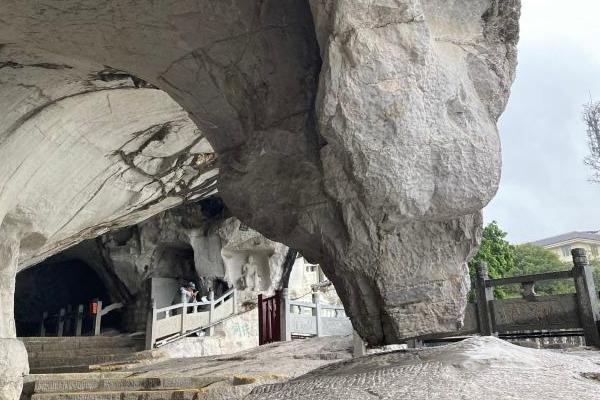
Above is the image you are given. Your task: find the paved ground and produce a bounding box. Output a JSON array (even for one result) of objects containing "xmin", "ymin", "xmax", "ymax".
[
  {"xmin": 127, "ymin": 335, "xmax": 353, "ymax": 379},
  {"xmin": 100, "ymin": 336, "xmax": 600, "ymax": 400}
]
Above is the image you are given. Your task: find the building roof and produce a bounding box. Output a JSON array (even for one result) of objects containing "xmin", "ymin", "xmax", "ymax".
[{"xmin": 531, "ymin": 231, "xmax": 600, "ymax": 247}]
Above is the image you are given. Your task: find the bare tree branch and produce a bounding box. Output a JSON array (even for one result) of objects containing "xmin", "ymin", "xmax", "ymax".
[{"xmin": 583, "ymin": 101, "xmax": 600, "ymax": 182}]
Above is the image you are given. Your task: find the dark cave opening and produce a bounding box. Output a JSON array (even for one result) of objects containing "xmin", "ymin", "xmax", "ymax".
[{"xmin": 15, "ymin": 259, "xmax": 118, "ymax": 337}]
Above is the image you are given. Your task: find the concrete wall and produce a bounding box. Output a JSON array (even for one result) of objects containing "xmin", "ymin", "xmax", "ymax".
[
  {"xmin": 151, "ymin": 278, "xmax": 180, "ymax": 309},
  {"xmin": 159, "ymin": 309, "xmax": 258, "ymax": 358}
]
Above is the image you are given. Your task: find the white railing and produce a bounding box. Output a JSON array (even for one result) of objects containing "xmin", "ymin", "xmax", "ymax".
[
  {"xmin": 40, "ymin": 300, "xmax": 123, "ymax": 337},
  {"xmin": 145, "ymin": 288, "xmax": 237, "ymax": 349},
  {"xmin": 281, "ymin": 289, "xmax": 352, "ymax": 340}
]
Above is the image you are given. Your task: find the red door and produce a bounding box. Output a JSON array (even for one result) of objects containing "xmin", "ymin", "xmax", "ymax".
[{"xmin": 258, "ymin": 290, "xmax": 281, "ymax": 345}]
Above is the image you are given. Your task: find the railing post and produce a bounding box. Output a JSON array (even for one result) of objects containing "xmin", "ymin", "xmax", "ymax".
[
  {"xmin": 65, "ymin": 305, "xmax": 73, "ymax": 336},
  {"xmin": 475, "ymin": 262, "xmax": 495, "ymax": 336},
  {"xmin": 208, "ymin": 290, "xmax": 215, "ymax": 336},
  {"xmin": 145, "ymin": 298, "xmax": 157, "ymax": 350},
  {"xmin": 571, "ymin": 248, "xmax": 600, "ymax": 346},
  {"xmin": 232, "ymin": 289, "xmax": 238, "ymax": 315},
  {"xmin": 280, "ymin": 288, "xmax": 291, "ymax": 341},
  {"xmin": 57, "ymin": 308, "xmax": 65, "ymax": 337},
  {"xmin": 40, "ymin": 312, "xmax": 47, "ymax": 337},
  {"xmin": 75, "ymin": 304, "xmax": 84, "ymax": 337},
  {"xmin": 353, "ymin": 330, "xmax": 366, "ymax": 357},
  {"xmin": 93, "ymin": 301, "xmax": 103, "ymax": 336},
  {"xmin": 313, "ymin": 291, "xmax": 322, "ymax": 337},
  {"xmin": 180, "ymin": 300, "xmax": 188, "ymax": 335},
  {"xmin": 258, "ymin": 294, "xmax": 264, "ymax": 345},
  {"xmin": 521, "ymin": 281, "xmax": 536, "ymax": 299}
]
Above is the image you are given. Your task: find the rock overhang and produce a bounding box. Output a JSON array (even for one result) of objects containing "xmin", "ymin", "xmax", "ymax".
[{"xmin": 0, "ymin": 0, "xmax": 520, "ymax": 350}]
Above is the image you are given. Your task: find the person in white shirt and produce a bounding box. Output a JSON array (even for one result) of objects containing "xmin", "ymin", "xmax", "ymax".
[{"xmin": 179, "ymin": 281, "xmax": 198, "ymax": 303}]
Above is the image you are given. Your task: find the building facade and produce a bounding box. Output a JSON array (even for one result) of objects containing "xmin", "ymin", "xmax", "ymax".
[{"xmin": 531, "ymin": 231, "xmax": 600, "ymax": 262}]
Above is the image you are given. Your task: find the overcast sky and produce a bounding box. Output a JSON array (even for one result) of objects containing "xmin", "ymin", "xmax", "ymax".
[{"xmin": 483, "ymin": 0, "xmax": 600, "ymax": 243}]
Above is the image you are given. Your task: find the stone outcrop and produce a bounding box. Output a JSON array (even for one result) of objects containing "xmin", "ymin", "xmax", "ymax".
[
  {"xmin": 53, "ymin": 203, "xmax": 290, "ymax": 302},
  {"xmin": 222, "ymin": 0, "xmax": 521, "ymax": 344},
  {"xmin": 23, "ymin": 201, "xmax": 292, "ymax": 334},
  {"xmin": 0, "ymin": 339, "xmax": 27, "ymax": 400},
  {"xmin": 0, "ymin": 2, "xmax": 520, "ymax": 397},
  {"xmin": 246, "ymin": 336, "xmax": 600, "ymax": 400}
]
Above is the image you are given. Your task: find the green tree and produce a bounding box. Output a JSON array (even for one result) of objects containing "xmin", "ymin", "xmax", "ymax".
[
  {"xmin": 591, "ymin": 259, "xmax": 600, "ymax": 292},
  {"xmin": 512, "ymin": 244, "xmax": 573, "ymax": 295},
  {"xmin": 468, "ymin": 221, "xmax": 515, "ymax": 298}
]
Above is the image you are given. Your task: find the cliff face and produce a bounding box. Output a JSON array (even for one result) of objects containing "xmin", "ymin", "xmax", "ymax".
[{"xmin": 0, "ymin": 1, "xmax": 519, "ymax": 396}]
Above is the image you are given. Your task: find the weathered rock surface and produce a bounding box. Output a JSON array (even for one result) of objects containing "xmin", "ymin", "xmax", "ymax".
[
  {"xmin": 0, "ymin": 339, "xmax": 28, "ymax": 400},
  {"xmin": 86, "ymin": 336, "xmax": 600, "ymax": 400},
  {"xmin": 306, "ymin": 1, "xmax": 519, "ymax": 343},
  {"xmin": 53, "ymin": 205, "xmax": 290, "ymax": 302},
  {"xmin": 0, "ymin": 45, "xmax": 218, "ymax": 336},
  {"xmin": 0, "ymin": 5, "xmax": 520, "ymax": 393},
  {"xmin": 246, "ymin": 336, "xmax": 600, "ymax": 400}
]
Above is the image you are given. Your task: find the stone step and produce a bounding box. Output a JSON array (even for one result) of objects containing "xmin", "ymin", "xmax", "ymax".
[
  {"xmin": 29, "ymin": 366, "xmax": 92, "ymax": 375},
  {"xmin": 21, "ymin": 337, "xmax": 143, "ymax": 352},
  {"xmin": 28, "ymin": 352, "xmax": 143, "ymax": 369},
  {"xmin": 30, "ymin": 389, "xmax": 215, "ymax": 400},
  {"xmin": 26, "ymin": 376, "xmax": 225, "ymax": 394},
  {"xmin": 27, "ymin": 346, "xmax": 138, "ymax": 360}
]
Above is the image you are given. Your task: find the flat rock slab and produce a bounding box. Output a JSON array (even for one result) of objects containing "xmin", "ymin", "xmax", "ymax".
[{"xmin": 246, "ymin": 337, "xmax": 600, "ymax": 400}]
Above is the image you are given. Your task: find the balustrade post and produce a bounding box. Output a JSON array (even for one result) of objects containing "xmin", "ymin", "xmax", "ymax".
[
  {"xmin": 475, "ymin": 262, "xmax": 495, "ymax": 336},
  {"xmin": 75, "ymin": 304, "xmax": 84, "ymax": 336},
  {"xmin": 280, "ymin": 288, "xmax": 291, "ymax": 341},
  {"xmin": 65, "ymin": 305, "xmax": 73, "ymax": 335},
  {"xmin": 180, "ymin": 300, "xmax": 188, "ymax": 335},
  {"xmin": 40, "ymin": 311, "xmax": 47, "ymax": 337},
  {"xmin": 93, "ymin": 301, "xmax": 103, "ymax": 336},
  {"xmin": 232, "ymin": 289, "xmax": 238, "ymax": 315},
  {"xmin": 521, "ymin": 282, "xmax": 536, "ymax": 299},
  {"xmin": 571, "ymin": 248, "xmax": 600, "ymax": 346},
  {"xmin": 208, "ymin": 290, "xmax": 215, "ymax": 336},
  {"xmin": 57, "ymin": 308, "xmax": 66, "ymax": 337},
  {"xmin": 258, "ymin": 294, "xmax": 264, "ymax": 345},
  {"xmin": 145, "ymin": 298, "xmax": 157, "ymax": 350},
  {"xmin": 313, "ymin": 291, "xmax": 322, "ymax": 337}
]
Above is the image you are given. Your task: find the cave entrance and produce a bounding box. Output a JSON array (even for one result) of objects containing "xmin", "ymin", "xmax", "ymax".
[{"xmin": 15, "ymin": 259, "xmax": 118, "ymax": 337}]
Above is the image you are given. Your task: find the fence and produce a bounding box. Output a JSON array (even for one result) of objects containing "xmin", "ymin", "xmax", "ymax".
[
  {"xmin": 282, "ymin": 289, "xmax": 352, "ymax": 340},
  {"xmin": 258, "ymin": 291, "xmax": 282, "ymax": 345},
  {"xmin": 39, "ymin": 300, "xmax": 123, "ymax": 337},
  {"xmin": 145, "ymin": 288, "xmax": 236, "ymax": 349},
  {"xmin": 258, "ymin": 289, "xmax": 352, "ymax": 345},
  {"xmin": 420, "ymin": 248, "xmax": 600, "ymax": 347}
]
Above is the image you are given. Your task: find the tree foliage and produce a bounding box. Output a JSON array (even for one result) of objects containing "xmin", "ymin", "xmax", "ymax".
[
  {"xmin": 468, "ymin": 221, "xmax": 515, "ymax": 298},
  {"xmin": 583, "ymin": 101, "xmax": 600, "ymax": 182},
  {"xmin": 469, "ymin": 222, "xmax": 600, "ymax": 299},
  {"xmin": 512, "ymin": 244, "xmax": 573, "ymax": 296}
]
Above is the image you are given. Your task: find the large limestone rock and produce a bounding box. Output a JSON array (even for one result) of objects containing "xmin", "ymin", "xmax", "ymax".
[
  {"xmin": 0, "ymin": 44, "xmax": 218, "ymax": 332},
  {"xmin": 224, "ymin": 0, "xmax": 520, "ymax": 344},
  {"xmin": 0, "ymin": 6, "xmax": 520, "ymax": 398},
  {"xmin": 0, "ymin": 339, "xmax": 27, "ymax": 400}
]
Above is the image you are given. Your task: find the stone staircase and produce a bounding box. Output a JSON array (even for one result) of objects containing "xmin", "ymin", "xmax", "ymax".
[
  {"xmin": 20, "ymin": 372, "xmax": 251, "ymax": 400},
  {"xmin": 20, "ymin": 336, "xmax": 146, "ymax": 374},
  {"xmin": 19, "ymin": 336, "xmax": 263, "ymax": 400}
]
